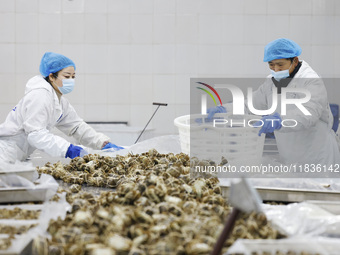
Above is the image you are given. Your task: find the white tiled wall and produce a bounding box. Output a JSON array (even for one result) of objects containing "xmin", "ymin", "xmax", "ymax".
[{"xmin": 0, "ymin": 0, "xmax": 340, "ymax": 137}]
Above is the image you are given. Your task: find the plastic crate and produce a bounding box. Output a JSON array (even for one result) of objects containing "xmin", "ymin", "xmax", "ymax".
[{"xmin": 174, "ymin": 113, "xmax": 265, "ymax": 166}]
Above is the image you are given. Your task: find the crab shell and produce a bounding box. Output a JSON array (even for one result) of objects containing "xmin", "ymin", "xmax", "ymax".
[
  {"xmin": 73, "ymin": 210, "xmax": 93, "ymax": 227},
  {"xmin": 69, "ymin": 184, "xmax": 82, "ymax": 193},
  {"xmin": 185, "ymin": 240, "xmax": 211, "ymax": 255},
  {"xmin": 105, "ymin": 234, "xmax": 132, "ymax": 252}
]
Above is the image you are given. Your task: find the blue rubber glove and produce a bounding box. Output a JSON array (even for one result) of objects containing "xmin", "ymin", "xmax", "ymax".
[
  {"xmin": 207, "ymin": 106, "xmax": 227, "ymax": 121},
  {"xmin": 65, "ymin": 144, "xmax": 87, "ymax": 159},
  {"xmin": 255, "ymin": 113, "xmax": 282, "ymax": 136},
  {"xmin": 102, "ymin": 142, "xmax": 124, "ymax": 151},
  {"xmin": 195, "ymin": 106, "xmax": 227, "ymax": 124}
]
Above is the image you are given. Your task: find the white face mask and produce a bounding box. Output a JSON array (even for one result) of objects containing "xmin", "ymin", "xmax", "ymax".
[
  {"xmin": 54, "ymin": 77, "xmax": 75, "ymax": 94},
  {"xmin": 59, "ymin": 79, "xmax": 75, "ymax": 94},
  {"xmin": 271, "ymin": 63, "xmax": 292, "ymax": 82}
]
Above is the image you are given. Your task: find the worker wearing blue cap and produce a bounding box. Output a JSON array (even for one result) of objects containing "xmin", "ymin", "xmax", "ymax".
[
  {"xmin": 208, "ymin": 38, "xmax": 340, "ymax": 165},
  {"xmin": 0, "ymin": 52, "xmax": 123, "ymax": 163}
]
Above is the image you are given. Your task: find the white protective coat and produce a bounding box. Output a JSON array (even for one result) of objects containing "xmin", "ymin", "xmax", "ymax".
[
  {"xmin": 0, "ymin": 75, "xmax": 110, "ymax": 163},
  {"xmin": 249, "ymin": 61, "xmax": 340, "ymax": 165}
]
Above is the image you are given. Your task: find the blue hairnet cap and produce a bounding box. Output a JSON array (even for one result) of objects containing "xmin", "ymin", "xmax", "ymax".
[
  {"xmin": 39, "ymin": 52, "xmax": 76, "ymax": 77},
  {"xmin": 263, "ymin": 38, "xmax": 302, "ymax": 62}
]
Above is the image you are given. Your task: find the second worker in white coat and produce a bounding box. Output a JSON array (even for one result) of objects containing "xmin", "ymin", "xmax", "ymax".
[{"xmin": 208, "ymin": 38, "xmax": 340, "ymax": 166}]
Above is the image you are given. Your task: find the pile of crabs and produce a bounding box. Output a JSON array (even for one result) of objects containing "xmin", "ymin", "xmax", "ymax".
[{"xmin": 35, "ymin": 149, "xmax": 284, "ymax": 255}]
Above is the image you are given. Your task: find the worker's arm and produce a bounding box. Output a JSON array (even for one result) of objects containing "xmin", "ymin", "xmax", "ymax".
[
  {"xmin": 23, "ymin": 89, "xmax": 70, "ymax": 157},
  {"xmin": 56, "ymin": 98, "xmax": 110, "ymax": 150}
]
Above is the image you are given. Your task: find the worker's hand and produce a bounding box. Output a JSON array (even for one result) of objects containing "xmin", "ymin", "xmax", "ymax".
[
  {"xmin": 65, "ymin": 144, "xmax": 87, "ymax": 159},
  {"xmin": 207, "ymin": 106, "xmax": 227, "ymax": 121},
  {"xmin": 195, "ymin": 106, "xmax": 227, "ymax": 124},
  {"xmin": 255, "ymin": 113, "xmax": 282, "ymax": 136},
  {"xmin": 102, "ymin": 142, "xmax": 124, "ymax": 151}
]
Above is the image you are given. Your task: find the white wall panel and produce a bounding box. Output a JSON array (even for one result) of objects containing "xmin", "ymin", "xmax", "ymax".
[
  {"xmin": 0, "ymin": 0, "xmax": 338, "ymax": 135},
  {"xmin": 243, "ymin": 15, "xmax": 266, "ymax": 45},
  {"xmin": 108, "ymin": 45, "xmax": 130, "ymax": 74},
  {"xmin": 39, "ymin": 14, "xmax": 61, "ymax": 43},
  {"xmin": 244, "ymin": 0, "xmax": 267, "ymax": 14},
  {"xmin": 84, "ymin": 14, "xmax": 107, "ymax": 43},
  {"xmin": 154, "ymin": 0, "xmax": 176, "ymax": 14},
  {"xmin": 16, "ymin": 14, "xmax": 38, "ymax": 43},
  {"xmin": 153, "ymin": 75, "xmax": 176, "ymax": 104},
  {"xmin": 107, "ymin": 14, "xmax": 130, "ymax": 43},
  {"xmin": 84, "ymin": 0, "xmax": 106, "ymax": 13},
  {"xmin": 198, "ymin": 15, "xmax": 224, "ymax": 44},
  {"xmin": 61, "ymin": 14, "xmax": 85, "ymax": 43},
  {"xmin": 131, "ymin": 15, "xmax": 153, "ymax": 44},
  {"xmin": 107, "ymin": 74, "xmax": 131, "ymax": 105},
  {"xmin": 153, "ymin": 15, "xmax": 176, "ymax": 43},
  {"xmin": 176, "ymin": 15, "xmax": 198, "ymax": 43},
  {"xmin": 153, "ymin": 45, "xmax": 175, "ymax": 74},
  {"xmin": 84, "ymin": 74, "xmax": 108, "ymax": 104},
  {"xmin": 39, "ymin": 0, "xmax": 61, "ymax": 14},
  {"xmin": 0, "ymin": 14, "xmax": 15, "ymax": 43},
  {"xmin": 130, "ymin": 74, "xmax": 153, "ymax": 104},
  {"xmin": 0, "ymin": 74, "xmax": 16, "ymax": 103}
]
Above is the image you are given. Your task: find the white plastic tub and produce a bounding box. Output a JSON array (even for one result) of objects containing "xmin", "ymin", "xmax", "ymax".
[{"xmin": 174, "ymin": 113, "xmax": 265, "ymax": 165}]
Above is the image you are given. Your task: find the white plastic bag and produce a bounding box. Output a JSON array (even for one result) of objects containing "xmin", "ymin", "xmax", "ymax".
[
  {"xmin": 263, "ymin": 202, "xmax": 340, "ymax": 237},
  {"xmin": 226, "ymin": 237, "xmax": 340, "ymax": 255},
  {"xmin": 89, "ymin": 135, "xmax": 182, "ymax": 156}
]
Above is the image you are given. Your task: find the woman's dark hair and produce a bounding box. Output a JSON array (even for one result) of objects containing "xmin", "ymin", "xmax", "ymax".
[{"xmin": 44, "ymin": 71, "xmax": 59, "ymax": 83}]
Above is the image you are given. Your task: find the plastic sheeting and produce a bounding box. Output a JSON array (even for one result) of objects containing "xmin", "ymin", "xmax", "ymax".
[
  {"xmin": 89, "ymin": 134, "xmax": 182, "ymax": 156},
  {"xmin": 226, "ymin": 237, "xmax": 340, "ymax": 255},
  {"xmin": 0, "ymin": 158, "xmax": 69, "ymax": 254},
  {"xmin": 0, "ymin": 174, "xmax": 59, "ymax": 203},
  {"xmin": 0, "ymin": 160, "xmax": 35, "ymax": 172},
  {"xmin": 219, "ymin": 177, "xmax": 340, "ymax": 192},
  {"xmin": 0, "ymin": 160, "xmax": 39, "ymax": 182},
  {"xmin": 0, "ymin": 174, "xmax": 35, "ymax": 188},
  {"xmin": 225, "ymin": 202, "xmax": 340, "ymax": 255},
  {"xmin": 263, "ymin": 202, "xmax": 340, "ymax": 238},
  {"xmin": 0, "ymin": 192, "xmax": 71, "ymax": 254}
]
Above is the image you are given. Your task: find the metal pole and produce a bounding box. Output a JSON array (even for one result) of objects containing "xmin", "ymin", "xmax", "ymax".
[
  {"xmin": 134, "ymin": 102, "xmax": 168, "ymax": 144},
  {"xmin": 211, "ymin": 208, "xmax": 240, "ymax": 255}
]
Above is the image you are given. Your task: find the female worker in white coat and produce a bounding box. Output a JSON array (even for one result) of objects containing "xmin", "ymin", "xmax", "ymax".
[
  {"xmin": 0, "ymin": 52, "xmax": 123, "ymax": 163},
  {"xmin": 209, "ymin": 38, "xmax": 340, "ymax": 166}
]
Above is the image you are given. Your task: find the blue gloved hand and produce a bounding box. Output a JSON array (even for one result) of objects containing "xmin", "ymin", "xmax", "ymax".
[
  {"xmin": 207, "ymin": 105, "xmax": 227, "ymax": 121},
  {"xmin": 65, "ymin": 144, "xmax": 87, "ymax": 159},
  {"xmin": 255, "ymin": 112, "xmax": 282, "ymax": 136},
  {"xmin": 102, "ymin": 142, "xmax": 124, "ymax": 151},
  {"xmin": 195, "ymin": 106, "xmax": 227, "ymax": 124}
]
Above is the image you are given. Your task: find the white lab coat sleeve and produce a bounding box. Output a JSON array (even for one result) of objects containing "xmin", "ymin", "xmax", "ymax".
[
  {"xmin": 71, "ymin": 122, "xmax": 110, "ymax": 150},
  {"xmin": 27, "ymin": 129, "xmax": 70, "ymax": 158},
  {"xmin": 56, "ymin": 99, "xmax": 110, "ymax": 150},
  {"xmin": 22, "ymin": 89, "xmax": 71, "ymax": 157},
  {"xmin": 278, "ymin": 78, "xmax": 328, "ymax": 133}
]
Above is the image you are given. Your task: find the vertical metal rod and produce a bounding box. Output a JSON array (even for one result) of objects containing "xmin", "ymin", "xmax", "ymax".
[
  {"xmin": 134, "ymin": 105, "xmax": 161, "ymax": 144},
  {"xmin": 210, "ymin": 208, "xmax": 240, "ymax": 255}
]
